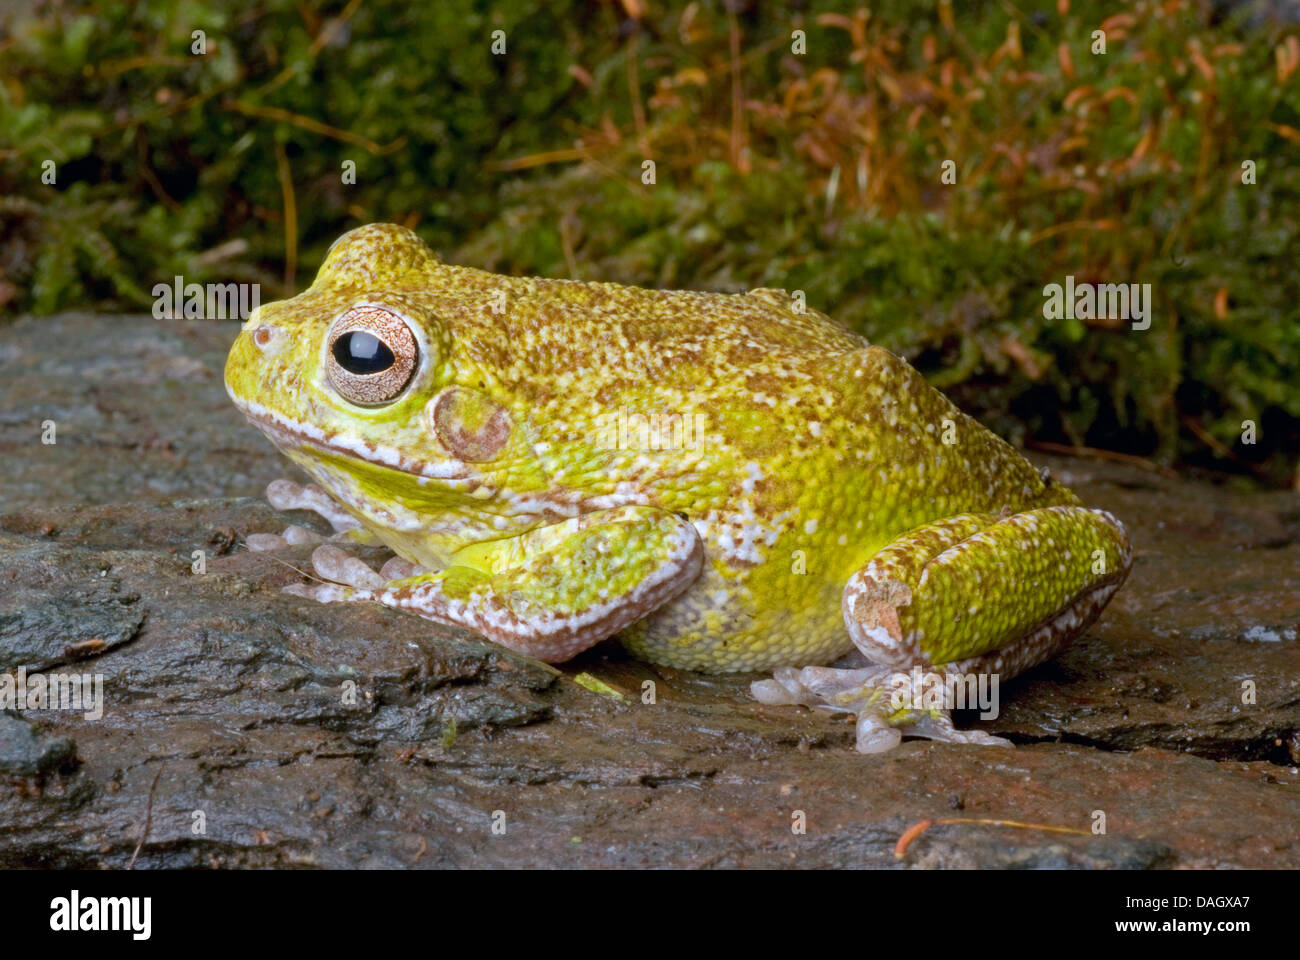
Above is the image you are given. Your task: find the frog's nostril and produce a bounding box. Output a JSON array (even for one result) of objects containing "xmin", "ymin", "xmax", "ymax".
[{"xmin": 252, "ymin": 325, "xmax": 276, "ymax": 350}]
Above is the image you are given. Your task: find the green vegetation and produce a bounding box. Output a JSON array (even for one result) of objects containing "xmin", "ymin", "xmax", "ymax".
[{"xmin": 2, "ymin": 0, "xmax": 1297, "ymax": 482}]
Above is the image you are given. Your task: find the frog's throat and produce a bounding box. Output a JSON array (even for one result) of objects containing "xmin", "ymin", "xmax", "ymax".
[{"xmin": 233, "ymin": 396, "xmax": 476, "ymax": 481}]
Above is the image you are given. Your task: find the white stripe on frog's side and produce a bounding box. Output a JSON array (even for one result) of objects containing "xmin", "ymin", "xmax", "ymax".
[
  {"xmin": 236, "ymin": 398, "xmax": 655, "ymax": 522},
  {"xmin": 233, "ymin": 397, "xmax": 477, "ymax": 480}
]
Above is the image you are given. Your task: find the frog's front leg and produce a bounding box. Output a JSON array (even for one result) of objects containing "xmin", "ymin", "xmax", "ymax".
[
  {"xmin": 286, "ymin": 505, "xmax": 704, "ymax": 663},
  {"xmin": 753, "ymin": 506, "xmax": 1131, "ymax": 753},
  {"xmin": 245, "ymin": 479, "xmax": 380, "ymax": 550}
]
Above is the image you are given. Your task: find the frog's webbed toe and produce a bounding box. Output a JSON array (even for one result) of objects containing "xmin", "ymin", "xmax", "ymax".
[
  {"xmin": 753, "ymin": 665, "xmax": 915, "ymax": 753},
  {"xmin": 246, "ymin": 523, "xmax": 325, "ymax": 552},
  {"xmin": 752, "ymin": 665, "xmax": 890, "ymax": 711},
  {"xmin": 855, "ymin": 709, "xmax": 1009, "ymax": 753},
  {"xmin": 854, "ymin": 712, "xmax": 904, "ymax": 754},
  {"xmin": 751, "ymin": 669, "xmax": 816, "ymax": 707},
  {"xmin": 379, "ymin": 556, "xmax": 422, "ymax": 580},
  {"xmin": 281, "ymin": 545, "xmax": 407, "ymax": 605},
  {"xmin": 246, "ymin": 479, "xmax": 379, "ymax": 552},
  {"xmin": 265, "ymin": 479, "xmax": 359, "ymax": 532},
  {"xmin": 907, "ymin": 712, "xmax": 1012, "ymax": 747},
  {"xmin": 310, "ymin": 544, "xmax": 387, "ymax": 590},
  {"xmin": 753, "ymin": 663, "xmax": 1008, "ymax": 753}
]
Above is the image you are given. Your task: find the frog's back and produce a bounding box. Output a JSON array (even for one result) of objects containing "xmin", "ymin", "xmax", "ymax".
[
  {"xmin": 436, "ymin": 268, "xmax": 869, "ymax": 387},
  {"xmin": 431, "ymin": 263, "xmax": 1066, "ymax": 528}
]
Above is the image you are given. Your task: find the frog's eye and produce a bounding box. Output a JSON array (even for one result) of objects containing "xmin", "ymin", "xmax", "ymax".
[{"xmin": 326, "ymin": 306, "xmax": 418, "ymax": 405}]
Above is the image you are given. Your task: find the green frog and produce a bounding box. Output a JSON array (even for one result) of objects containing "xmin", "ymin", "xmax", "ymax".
[{"xmin": 225, "ymin": 223, "xmax": 1131, "ymax": 752}]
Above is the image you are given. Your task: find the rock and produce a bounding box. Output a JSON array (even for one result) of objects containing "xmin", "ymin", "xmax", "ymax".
[
  {"xmin": 0, "ymin": 312, "xmax": 1297, "ymax": 868},
  {"xmin": 0, "ymin": 712, "xmax": 76, "ymax": 777}
]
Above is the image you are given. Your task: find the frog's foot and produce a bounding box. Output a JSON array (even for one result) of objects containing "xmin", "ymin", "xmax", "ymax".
[
  {"xmin": 246, "ymin": 479, "xmax": 378, "ymax": 551},
  {"xmin": 752, "ymin": 664, "xmax": 907, "ymax": 753},
  {"xmin": 752, "ymin": 664, "xmax": 891, "ymax": 709},
  {"xmin": 282, "ymin": 545, "xmax": 423, "ymax": 602},
  {"xmin": 751, "ymin": 663, "xmax": 1004, "ymax": 753},
  {"xmin": 286, "ymin": 506, "xmax": 704, "ymax": 664},
  {"xmin": 755, "ymin": 506, "xmax": 1131, "ymax": 753}
]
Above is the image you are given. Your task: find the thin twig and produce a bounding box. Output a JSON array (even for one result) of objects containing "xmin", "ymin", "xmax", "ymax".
[
  {"xmin": 225, "ymin": 100, "xmax": 407, "ymax": 155},
  {"xmin": 1027, "ymin": 440, "xmax": 1181, "ymax": 480},
  {"xmin": 137, "ymin": 134, "xmax": 181, "ymax": 212},
  {"xmin": 725, "ymin": 1, "xmax": 746, "ymax": 172},
  {"xmin": 1177, "ymin": 413, "xmax": 1273, "ymax": 483},
  {"xmin": 263, "ymin": 553, "xmax": 325, "ymax": 583},
  {"xmin": 895, "ymin": 816, "xmax": 1093, "ymax": 859},
  {"xmin": 126, "ymin": 762, "xmax": 165, "ymax": 870},
  {"xmin": 487, "ymin": 147, "xmax": 593, "ymax": 172},
  {"xmin": 274, "ymin": 141, "xmax": 297, "ymax": 293},
  {"xmin": 626, "ymin": 31, "xmax": 646, "ymax": 139}
]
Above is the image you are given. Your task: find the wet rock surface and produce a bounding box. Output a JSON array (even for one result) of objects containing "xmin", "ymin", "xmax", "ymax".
[{"xmin": 0, "ymin": 312, "xmax": 1296, "ymax": 869}]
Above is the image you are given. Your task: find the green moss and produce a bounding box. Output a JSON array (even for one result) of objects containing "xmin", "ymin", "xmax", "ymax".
[{"xmin": 1, "ymin": 0, "xmax": 1296, "ymax": 479}]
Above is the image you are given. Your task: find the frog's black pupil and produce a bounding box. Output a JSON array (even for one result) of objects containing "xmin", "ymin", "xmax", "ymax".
[{"xmin": 333, "ymin": 331, "xmax": 394, "ymax": 374}]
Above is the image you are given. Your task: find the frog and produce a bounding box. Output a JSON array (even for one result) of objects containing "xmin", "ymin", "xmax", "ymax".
[{"xmin": 224, "ymin": 222, "xmax": 1132, "ymax": 753}]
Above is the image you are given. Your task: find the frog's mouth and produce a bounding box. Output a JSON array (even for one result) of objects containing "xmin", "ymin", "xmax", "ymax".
[
  {"xmin": 232, "ymin": 396, "xmax": 478, "ymax": 482},
  {"xmin": 228, "ymin": 391, "xmax": 604, "ymax": 546}
]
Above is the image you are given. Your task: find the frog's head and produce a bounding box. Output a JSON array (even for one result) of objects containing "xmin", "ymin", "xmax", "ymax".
[{"xmin": 225, "ymin": 223, "xmax": 553, "ymax": 563}]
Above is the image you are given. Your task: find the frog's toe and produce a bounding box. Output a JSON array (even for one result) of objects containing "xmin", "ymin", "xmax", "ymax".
[
  {"xmin": 752, "ymin": 664, "xmax": 1010, "ymax": 754},
  {"xmin": 752, "ymin": 665, "xmax": 893, "ymax": 713},
  {"xmin": 907, "ymin": 711, "xmax": 1013, "ymax": 748},
  {"xmin": 246, "ymin": 523, "xmax": 326, "ymax": 552},
  {"xmin": 850, "ymin": 699, "xmax": 1010, "ymax": 753},
  {"xmin": 379, "ymin": 556, "xmax": 423, "ymax": 580},
  {"xmin": 855, "ymin": 711, "xmax": 904, "ymax": 754},
  {"xmin": 250, "ymin": 479, "xmax": 367, "ymax": 551},
  {"xmin": 246, "ymin": 532, "xmax": 289, "ymax": 552},
  {"xmin": 282, "ymin": 580, "xmax": 367, "ymax": 604},
  {"xmin": 752, "ymin": 673, "xmax": 904, "ymax": 753},
  {"xmin": 310, "ymin": 544, "xmax": 386, "ymax": 590},
  {"xmin": 266, "ymin": 478, "xmax": 361, "ymax": 534},
  {"xmin": 751, "ymin": 668, "xmax": 819, "ymax": 706}
]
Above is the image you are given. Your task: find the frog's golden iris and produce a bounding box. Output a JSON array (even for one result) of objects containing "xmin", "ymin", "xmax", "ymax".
[{"xmin": 324, "ymin": 305, "xmax": 418, "ymax": 404}]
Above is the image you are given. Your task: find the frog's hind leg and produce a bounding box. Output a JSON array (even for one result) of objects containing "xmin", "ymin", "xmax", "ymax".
[
  {"xmin": 245, "ymin": 479, "xmax": 379, "ymax": 551},
  {"xmin": 752, "ymin": 506, "xmax": 1131, "ymax": 753}
]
